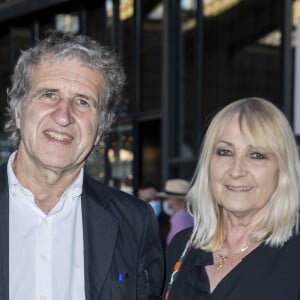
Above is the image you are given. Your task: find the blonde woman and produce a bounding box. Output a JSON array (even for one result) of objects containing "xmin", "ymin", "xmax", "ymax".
[{"xmin": 164, "ymin": 98, "xmax": 300, "ymax": 300}]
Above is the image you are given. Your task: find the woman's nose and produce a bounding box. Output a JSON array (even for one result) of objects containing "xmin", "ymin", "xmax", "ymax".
[{"xmin": 229, "ymin": 156, "xmax": 247, "ymax": 178}]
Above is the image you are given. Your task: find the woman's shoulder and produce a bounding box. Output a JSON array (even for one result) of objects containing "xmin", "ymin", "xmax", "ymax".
[
  {"xmin": 164, "ymin": 228, "xmax": 194, "ymax": 297},
  {"xmin": 169, "ymin": 227, "xmax": 193, "ymax": 248},
  {"xmin": 166, "ymin": 227, "xmax": 193, "ymax": 263}
]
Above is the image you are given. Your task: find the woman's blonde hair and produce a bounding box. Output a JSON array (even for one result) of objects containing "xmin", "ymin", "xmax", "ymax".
[{"xmin": 187, "ymin": 97, "xmax": 300, "ymax": 251}]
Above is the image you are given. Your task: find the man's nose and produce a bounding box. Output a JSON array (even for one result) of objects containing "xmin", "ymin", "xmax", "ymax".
[{"xmin": 50, "ymin": 99, "xmax": 75, "ymax": 126}]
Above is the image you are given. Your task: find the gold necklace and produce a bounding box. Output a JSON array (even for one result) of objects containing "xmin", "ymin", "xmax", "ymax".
[{"xmin": 214, "ymin": 243, "xmax": 251, "ymax": 271}]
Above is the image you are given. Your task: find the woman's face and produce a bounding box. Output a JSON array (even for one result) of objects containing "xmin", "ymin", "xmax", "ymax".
[{"xmin": 209, "ymin": 114, "xmax": 279, "ymax": 220}]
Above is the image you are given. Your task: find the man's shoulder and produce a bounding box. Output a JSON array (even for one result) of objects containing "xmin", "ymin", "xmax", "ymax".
[
  {"xmin": 0, "ymin": 161, "xmax": 7, "ymax": 173},
  {"xmin": 83, "ymin": 174, "xmax": 149, "ymax": 213},
  {"xmin": 0, "ymin": 161, "xmax": 8, "ymax": 191},
  {"xmin": 83, "ymin": 175, "xmax": 155, "ymax": 236}
]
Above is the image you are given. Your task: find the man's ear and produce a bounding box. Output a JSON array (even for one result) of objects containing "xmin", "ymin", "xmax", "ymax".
[
  {"xmin": 15, "ymin": 109, "xmax": 21, "ymax": 129},
  {"xmin": 94, "ymin": 131, "xmax": 102, "ymax": 146}
]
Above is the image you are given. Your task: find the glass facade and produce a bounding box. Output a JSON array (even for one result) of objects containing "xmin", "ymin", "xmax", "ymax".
[{"xmin": 0, "ymin": 0, "xmax": 297, "ymax": 193}]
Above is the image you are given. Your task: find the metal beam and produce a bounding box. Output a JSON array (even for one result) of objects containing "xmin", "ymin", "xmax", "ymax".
[
  {"xmin": 281, "ymin": 0, "xmax": 293, "ymax": 122},
  {"xmin": 0, "ymin": 0, "xmax": 71, "ymax": 23}
]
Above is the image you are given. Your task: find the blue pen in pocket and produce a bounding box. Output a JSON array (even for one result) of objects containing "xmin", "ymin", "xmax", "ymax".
[{"xmin": 118, "ymin": 273, "xmax": 123, "ymax": 281}]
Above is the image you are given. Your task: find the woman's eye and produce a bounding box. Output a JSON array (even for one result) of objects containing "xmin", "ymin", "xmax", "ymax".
[
  {"xmin": 216, "ymin": 149, "xmax": 231, "ymax": 156},
  {"xmin": 250, "ymin": 152, "xmax": 266, "ymax": 159}
]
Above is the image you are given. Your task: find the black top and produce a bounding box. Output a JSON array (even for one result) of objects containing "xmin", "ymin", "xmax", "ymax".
[{"xmin": 164, "ymin": 227, "xmax": 300, "ymax": 300}]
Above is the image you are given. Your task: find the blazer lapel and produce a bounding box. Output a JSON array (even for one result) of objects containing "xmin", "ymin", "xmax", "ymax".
[
  {"xmin": 0, "ymin": 163, "xmax": 10, "ymax": 300},
  {"xmin": 81, "ymin": 180, "xmax": 118, "ymax": 300}
]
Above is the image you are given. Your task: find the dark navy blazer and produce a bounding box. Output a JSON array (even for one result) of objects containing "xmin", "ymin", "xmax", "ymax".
[{"xmin": 0, "ymin": 162, "xmax": 164, "ymax": 299}]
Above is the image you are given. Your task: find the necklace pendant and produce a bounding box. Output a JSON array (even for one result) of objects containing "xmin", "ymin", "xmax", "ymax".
[
  {"xmin": 214, "ymin": 241, "xmax": 253, "ymax": 271},
  {"xmin": 215, "ymin": 262, "xmax": 223, "ymax": 270},
  {"xmin": 215, "ymin": 254, "xmax": 228, "ymax": 270}
]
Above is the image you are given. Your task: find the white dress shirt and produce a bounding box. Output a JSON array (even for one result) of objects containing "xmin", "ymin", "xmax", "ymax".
[{"xmin": 8, "ymin": 152, "xmax": 85, "ymax": 300}]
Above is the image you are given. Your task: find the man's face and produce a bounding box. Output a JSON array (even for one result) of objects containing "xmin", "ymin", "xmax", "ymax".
[{"xmin": 15, "ymin": 58, "xmax": 103, "ymax": 173}]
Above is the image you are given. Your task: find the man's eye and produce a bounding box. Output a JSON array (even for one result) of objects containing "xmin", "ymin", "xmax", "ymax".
[
  {"xmin": 250, "ymin": 152, "xmax": 266, "ymax": 159},
  {"xmin": 40, "ymin": 92, "xmax": 59, "ymax": 102},
  {"xmin": 73, "ymin": 97, "xmax": 94, "ymax": 111},
  {"xmin": 74, "ymin": 98, "xmax": 89, "ymax": 106},
  {"xmin": 43, "ymin": 92, "xmax": 55, "ymax": 98},
  {"xmin": 78, "ymin": 99, "xmax": 88, "ymax": 106}
]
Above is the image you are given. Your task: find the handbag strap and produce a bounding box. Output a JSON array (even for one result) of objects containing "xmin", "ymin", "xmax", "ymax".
[{"xmin": 164, "ymin": 239, "xmax": 192, "ymax": 300}]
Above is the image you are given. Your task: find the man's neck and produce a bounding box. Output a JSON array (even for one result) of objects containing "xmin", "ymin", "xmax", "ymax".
[{"xmin": 12, "ymin": 155, "xmax": 83, "ymax": 213}]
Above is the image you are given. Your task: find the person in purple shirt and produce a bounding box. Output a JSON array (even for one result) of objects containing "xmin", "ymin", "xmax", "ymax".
[{"xmin": 157, "ymin": 179, "xmax": 194, "ymax": 246}]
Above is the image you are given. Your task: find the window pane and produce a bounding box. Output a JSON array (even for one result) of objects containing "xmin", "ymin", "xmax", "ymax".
[
  {"xmin": 139, "ymin": 120, "xmax": 161, "ymax": 188},
  {"xmin": 107, "ymin": 124, "xmax": 134, "ymax": 193},
  {"xmin": 0, "ymin": 27, "xmax": 32, "ymax": 162},
  {"xmin": 202, "ymin": 0, "xmax": 281, "ymax": 117},
  {"xmin": 55, "ymin": 13, "xmax": 80, "ymax": 33},
  {"xmin": 176, "ymin": 0, "xmax": 281, "ymax": 162},
  {"xmin": 293, "ymin": 0, "xmax": 300, "ymax": 134},
  {"xmin": 141, "ymin": 2, "xmax": 163, "ymax": 112},
  {"xmin": 0, "ymin": 31, "xmax": 10, "ymax": 146},
  {"xmin": 180, "ymin": 0, "xmax": 198, "ymax": 159}
]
